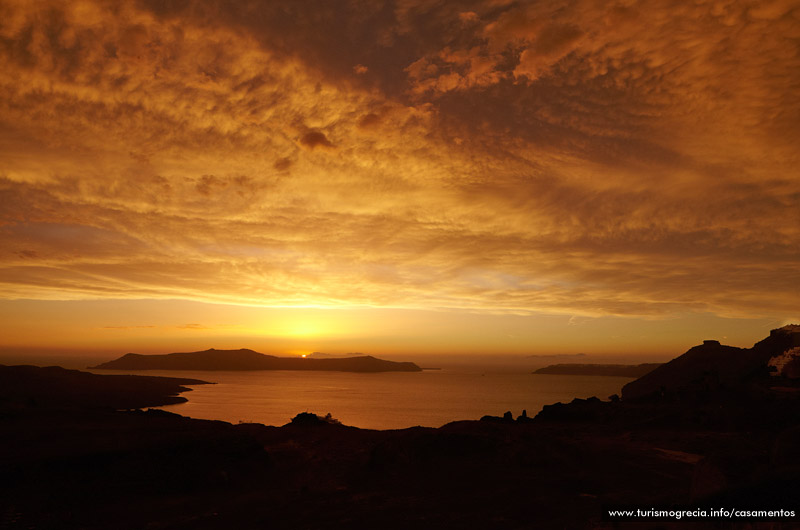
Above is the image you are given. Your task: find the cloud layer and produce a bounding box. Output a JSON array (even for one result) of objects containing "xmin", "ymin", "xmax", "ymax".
[{"xmin": 0, "ymin": 0, "xmax": 798, "ymax": 319}]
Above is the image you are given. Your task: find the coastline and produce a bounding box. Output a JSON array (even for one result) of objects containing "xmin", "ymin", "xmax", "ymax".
[{"xmin": 3, "ymin": 328, "xmax": 799, "ymax": 528}]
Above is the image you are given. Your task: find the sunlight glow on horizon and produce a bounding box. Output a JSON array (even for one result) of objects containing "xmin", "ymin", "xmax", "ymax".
[{"xmin": 0, "ymin": 299, "xmax": 790, "ymax": 362}]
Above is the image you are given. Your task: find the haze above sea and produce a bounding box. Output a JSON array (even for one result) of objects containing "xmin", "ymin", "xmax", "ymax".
[{"xmin": 90, "ymin": 366, "xmax": 635, "ymax": 430}]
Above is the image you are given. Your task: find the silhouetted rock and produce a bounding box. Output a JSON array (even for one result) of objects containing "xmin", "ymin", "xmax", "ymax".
[
  {"xmin": 92, "ymin": 348, "xmax": 422, "ymax": 372},
  {"xmin": 517, "ymin": 409, "xmax": 534, "ymax": 423},
  {"xmin": 289, "ymin": 411, "xmax": 327, "ymax": 426},
  {"xmin": 480, "ymin": 410, "xmax": 518, "ymax": 423},
  {"xmin": 288, "ymin": 412, "xmax": 342, "ymax": 426},
  {"xmin": 784, "ymin": 355, "xmax": 800, "ymax": 379},
  {"xmin": 535, "ymin": 397, "xmax": 608, "ymax": 422}
]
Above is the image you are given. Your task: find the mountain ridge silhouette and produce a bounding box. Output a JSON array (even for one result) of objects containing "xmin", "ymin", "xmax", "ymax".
[{"xmin": 91, "ymin": 348, "xmax": 422, "ymax": 372}]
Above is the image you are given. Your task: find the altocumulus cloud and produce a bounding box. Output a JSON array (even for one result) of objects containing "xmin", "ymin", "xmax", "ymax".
[{"xmin": 0, "ymin": 0, "xmax": 797, "ymax": 320}]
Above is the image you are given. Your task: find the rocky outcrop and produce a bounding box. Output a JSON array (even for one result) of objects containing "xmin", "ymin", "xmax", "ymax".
[{"xmin": 622, "ymin": 325, "xmax": 800, "ymax": 401}]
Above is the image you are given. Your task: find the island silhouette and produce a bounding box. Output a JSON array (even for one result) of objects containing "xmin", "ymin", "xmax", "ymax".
[
  {"xmin": 533, "ymin": 362, "xmax": 661, "ymax": 377},
  {"xmin": 2, "ymin": 325, "xmax": 798, "ymax": 529},
  {"xmin": 91, "ymin": 348, "xmax": 422, "ymax": 372}
]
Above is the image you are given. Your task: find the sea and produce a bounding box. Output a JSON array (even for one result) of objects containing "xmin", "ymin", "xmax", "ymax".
[{"xmin": 92, "ymin": 367, "xmax": 633, "ymax": 430}]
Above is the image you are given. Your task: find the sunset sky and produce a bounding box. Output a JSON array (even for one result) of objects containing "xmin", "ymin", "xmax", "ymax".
[{"xmin": 0, "ymin": 0, "xmax": 798, "ymax": 360}]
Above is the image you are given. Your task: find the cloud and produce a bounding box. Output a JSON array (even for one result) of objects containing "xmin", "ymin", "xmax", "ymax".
[
  {"xmin": 357, "ymin": 113, "xmax": 381, "ymax": 129},
  {"xmin": 273, "ymin": 157, "xmax": 293, "ymax": 171},
  {"xmin": 177, "ymin": 323, "xmax": 208, "ymax": 330},
  {"xmin": 0, "ymin": 0, "xmax": 797, "ymax": 323},
  {"xmin": 195, "ymin": 175, "xmax": 224, "ymax": 197},
  {"xmin": 299, "ymin": 130, "xmax": 335, "ymax": 150},
  {"xmin": 514, "ymin": 23, "xmax": 583, "ymax": 80}
]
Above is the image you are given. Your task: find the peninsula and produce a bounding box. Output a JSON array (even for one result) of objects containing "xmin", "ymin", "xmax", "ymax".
[
  {"xmin": 91, "ymin": 348, "xmax": 422, "ymax": 373},
  {"xmin": 0, "ymin": 364, "xmax": 208, "ymax": 409}
]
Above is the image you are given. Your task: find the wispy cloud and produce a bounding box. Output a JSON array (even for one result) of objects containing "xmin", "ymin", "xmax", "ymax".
[{"xmin": 176, "ymin": 323, "xmax": 209, "ymax": 330}]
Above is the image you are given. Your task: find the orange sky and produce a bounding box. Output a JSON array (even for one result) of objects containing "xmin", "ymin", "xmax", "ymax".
[{"xmin": 0, "ymin": 0, "xmax": 798, "ymax": 360}]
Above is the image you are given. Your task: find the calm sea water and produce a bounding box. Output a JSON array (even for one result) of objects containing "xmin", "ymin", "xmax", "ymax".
[{"xmin": 94, "ymin": 368, "xmax": 632, "ymax": 430}]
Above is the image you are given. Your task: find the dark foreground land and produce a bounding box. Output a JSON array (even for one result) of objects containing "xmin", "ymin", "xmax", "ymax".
[{"xmin": 2, "ymin": 326, "xmax": 800, "ymax": 529}]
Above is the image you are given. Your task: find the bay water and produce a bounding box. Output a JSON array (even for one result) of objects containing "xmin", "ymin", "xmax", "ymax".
[{"xmin": 95, "ymin": 368, "xmax": 632, "ymax": 430}]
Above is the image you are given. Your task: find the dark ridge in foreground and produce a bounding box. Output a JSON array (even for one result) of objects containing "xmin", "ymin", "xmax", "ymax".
[
  {"xmin": 533, "ymin": 363, "xmax": 661, "ymax": 377},
  {"xmin": 91, "ymin": 348, "xmax": 422, "ymax": 372},
  {"xmin": 2, "ymin": 325, "xmax": 799, "ymax": 529}
]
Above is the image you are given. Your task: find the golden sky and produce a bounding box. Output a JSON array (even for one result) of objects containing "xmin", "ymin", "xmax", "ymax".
[{"xmin": 0, "ymin": 0, "xmax": 798, "ymax": 357}]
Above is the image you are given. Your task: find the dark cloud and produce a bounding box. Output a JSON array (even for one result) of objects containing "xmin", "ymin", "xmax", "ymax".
[
  {"xmin": 531, "ymin": 24, "xmax": 583, "ymax": 56},
  {"xmin": 299, "ymin": 130, "xmax": 334, "ymax": 150},
  {"xmin": 196, "ymin": 175, "xmax": 224, "ymax": 197},
  {"xmin": 273, "ymin": 157, "xmax": 293, "ymax": 171},
  {"xmin": 357, "ymin": 113, "xmax": 381, "ymax": 129}
]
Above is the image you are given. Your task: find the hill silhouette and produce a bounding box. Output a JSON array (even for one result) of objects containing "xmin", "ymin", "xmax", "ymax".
[
  {"xmin": 91, "ymin": 348, "xmax": 422, "ymax": 372},
  {"xmin": 622, "ymin": 325, "xmax": 800, "ymax": 400}
]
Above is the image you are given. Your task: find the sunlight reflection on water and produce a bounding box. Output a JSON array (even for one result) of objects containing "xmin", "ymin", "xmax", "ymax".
[{"xmin": 95, "ymin": 369, "xmax": 632, "ymax": 430}]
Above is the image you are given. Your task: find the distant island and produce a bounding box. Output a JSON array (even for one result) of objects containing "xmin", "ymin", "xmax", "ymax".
[
  {"xmin": 533, "ymin": 363, "xmax": 662, "ymax": 377},
  {"xmin": 91, "ymin": 348, "xmax": 422, "ymax": 373}
]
